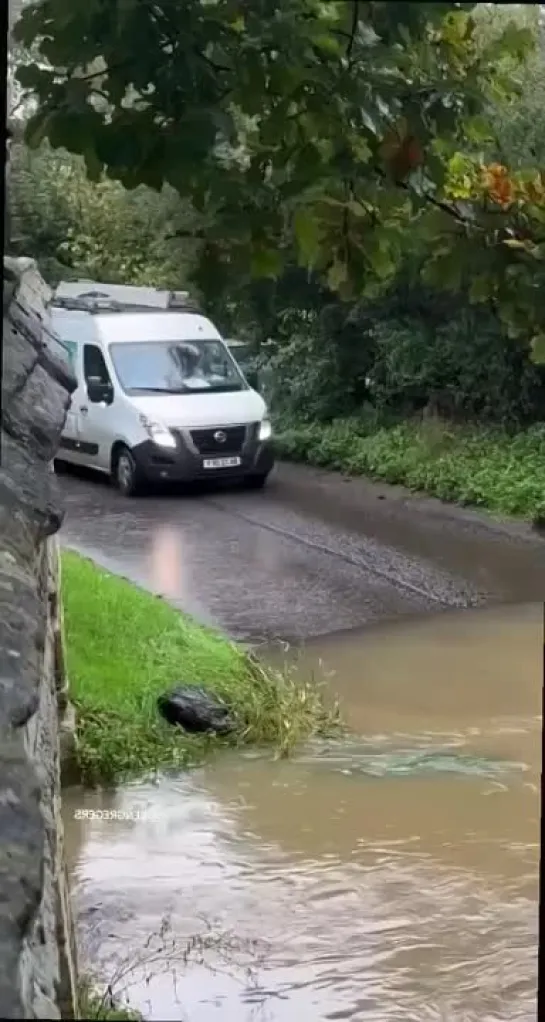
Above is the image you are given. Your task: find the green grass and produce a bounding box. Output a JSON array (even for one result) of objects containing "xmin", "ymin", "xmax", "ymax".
[
  {"xmin": 79, "ymin": 986, "xmax": 141, "ymax": 1022},
  {"xmin": 274, "ymin": 416, "xmax": 545, "ymax": 522},
  {"xmin": 62, "ymin": 550, "xmax": 338, "ymax": 785}
]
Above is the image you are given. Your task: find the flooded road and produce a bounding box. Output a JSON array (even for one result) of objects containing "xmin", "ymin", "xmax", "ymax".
[
  {"xmin": 64, "ymin": 603, "xmax": 541, "ymax": 1021},
  {"xmin": 59, "ymin": 465, "xmax": 545, "ymax": 641}
]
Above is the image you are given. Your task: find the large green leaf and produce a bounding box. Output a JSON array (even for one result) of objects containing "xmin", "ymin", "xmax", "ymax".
[
  {"xmin": 531, "ymin": 334, "xmax": 545, "ymax": 365},
  {"xmin": 293, "ymin": 208, "xmax": 322, "ymax": 267},
  {"xmin": 250, "ymin": 247, "xmax": 284, "ymax": 279}
]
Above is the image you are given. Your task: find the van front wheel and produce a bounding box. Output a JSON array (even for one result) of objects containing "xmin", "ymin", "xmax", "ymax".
[
  {"xmin": 112, "ymin": 445, "xmax": 142, "ymax": 497},
  {"xmin": 243, "ymin": 473, "xmax": 269, "ymax": 491}
]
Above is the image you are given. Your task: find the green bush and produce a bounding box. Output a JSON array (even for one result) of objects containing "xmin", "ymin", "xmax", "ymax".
[
  {"xmin": 368, "ymin": 312, "xmax": 543, "ymax": 426},
  {"xmin": 260, "ymin": 310, "xmax": 374, "ymax": 424},
  {"xmin": 263, "ymin": 302, "xmax": 544, "ymax": 429}
]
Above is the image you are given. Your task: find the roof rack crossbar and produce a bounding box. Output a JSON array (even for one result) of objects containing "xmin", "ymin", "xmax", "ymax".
[
  {"xmin": 50, "ymin": 295, "xmax": 125, "ymax": 313},
  {"xmin": 50, "ymin": 290, "xmax": 201, "ymax": 315},
  {"xmin": 50, "ymin": 296, "xmax": 202, "ymax": 315}
]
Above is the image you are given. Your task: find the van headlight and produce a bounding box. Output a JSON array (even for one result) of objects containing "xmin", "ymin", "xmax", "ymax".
[
  {"xmin": 139, "ymin": 414, "xmax": 177, "ymax": 449},
  {"xmin": 258, "ymin": 417, "xmax": 272, "ymax": 442}
]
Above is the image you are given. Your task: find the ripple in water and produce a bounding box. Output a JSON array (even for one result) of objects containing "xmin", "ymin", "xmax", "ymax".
[{"xmin": 298, "ymin": 739, "xmax": 526, "ymax": 779}]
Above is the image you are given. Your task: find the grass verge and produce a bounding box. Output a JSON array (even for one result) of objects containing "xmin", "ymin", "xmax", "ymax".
[
  {"xmin": 274, "ymin": 416, "xmax": 545, "ymax": 522},
  {"xmin": 62, "ymin": 550, "xmax": 339, "ymax": 785}
]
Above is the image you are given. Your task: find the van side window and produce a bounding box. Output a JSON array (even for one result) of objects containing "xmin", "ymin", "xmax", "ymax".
[{"xmin": 84, "ymin": 344, "xmax": 111, "ymax": 384}]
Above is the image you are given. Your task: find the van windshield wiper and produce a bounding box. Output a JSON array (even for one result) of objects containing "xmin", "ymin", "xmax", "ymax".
[
  {"xmin": 130, "ymin": 383, "xmax": 243, "ymax": 394},
  {"xmin": 131, "ymin": 386, "xmax": 187, "ymax": 394}
]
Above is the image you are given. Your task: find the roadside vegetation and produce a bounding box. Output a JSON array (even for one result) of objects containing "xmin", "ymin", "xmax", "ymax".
[
  {"xmin": 260, "ymin": 285, "xmax": 545, "ymax": 523},
  {"xmin": 274, "ymin": 417, "xmax": 545, "ymax": 522},
  {"xmin": 9, "ymin": 3, "xmax": 545, "ymax": 523},
  {"xmin": 62, "ymin": 551, "xmax": 338, "ymax": 785}
]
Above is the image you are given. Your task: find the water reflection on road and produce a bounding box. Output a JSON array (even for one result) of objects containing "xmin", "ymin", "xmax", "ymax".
[{"xmin": 64, "ymin": 603, "xmax": 541, "ymax": 1022}]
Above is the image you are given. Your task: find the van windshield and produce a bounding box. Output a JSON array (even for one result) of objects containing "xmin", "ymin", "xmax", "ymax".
[{"xmin": 109, "ymin": 339, "xmax": 246, "ymax": 395}]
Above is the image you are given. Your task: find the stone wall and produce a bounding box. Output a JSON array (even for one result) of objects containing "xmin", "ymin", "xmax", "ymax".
[{"xmin": 1, "ymin": 257, "xmax": 79, "ymax": 1019}]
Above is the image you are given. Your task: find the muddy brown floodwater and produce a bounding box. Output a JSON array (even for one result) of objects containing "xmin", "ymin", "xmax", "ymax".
[{"xmin": 64, "ymin": 602, "xmax": 541, "ymax": 1022}]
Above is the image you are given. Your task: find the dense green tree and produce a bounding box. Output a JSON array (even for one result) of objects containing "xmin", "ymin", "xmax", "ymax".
[
  {"xmin": 9, "ymin": 142, "xmax": 199, "ymax": 287},
  {"xmin": 472, "ymin": 3, "xmax": 545, "ymax": 167},
  {"xmin": 11, "ymin": 1, "xmax": 545, "ymax": 423},
  {"xmin": 14, "ymin": 1, "xmax": 531, "ymax": 299},
  {"xmin": 417, "ymin": 7, "xmax": 545, "ymax": 356}
]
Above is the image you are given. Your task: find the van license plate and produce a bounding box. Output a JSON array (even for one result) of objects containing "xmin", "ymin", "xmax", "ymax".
[{"xmin": 203, "ymin": 456, "xmax": 241, "ymax": 469}]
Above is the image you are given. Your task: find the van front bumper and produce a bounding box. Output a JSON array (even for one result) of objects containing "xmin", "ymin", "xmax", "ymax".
[{"xmin": 130, "ymin": 429, "xmax": 275, "ymax": 485}]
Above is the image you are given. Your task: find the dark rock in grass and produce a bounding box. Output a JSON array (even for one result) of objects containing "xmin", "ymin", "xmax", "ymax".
[{"xmin": 157, "ymin": 686, "xmax": 235, "ymax": 736}]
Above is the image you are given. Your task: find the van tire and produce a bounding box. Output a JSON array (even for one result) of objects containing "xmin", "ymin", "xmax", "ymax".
[
  {"xmin": 244, "ymin": 473, "xmax": 268, "ymax": 491},
  {"xmin": 112, "ymin": 445, "xmax": 142, "ymax": 497}
]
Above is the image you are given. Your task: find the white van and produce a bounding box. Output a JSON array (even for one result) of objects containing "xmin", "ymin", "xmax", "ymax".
[{"xmin": 49, "ymin": 282, "xmax": 274, "ymax": 496}]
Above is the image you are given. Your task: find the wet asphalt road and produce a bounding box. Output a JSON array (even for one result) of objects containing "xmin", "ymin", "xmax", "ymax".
[{"xmin": 59, "ymin": 463, "xmax": 545, "ymax": 644}]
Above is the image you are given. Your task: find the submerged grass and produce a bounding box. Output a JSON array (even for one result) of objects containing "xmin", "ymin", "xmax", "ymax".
[
  {"xmin": 274, "ymin": 416, "xmax": 545, "ymax": 522},
  {"xmin": 62, "ymin": 550, "xmax": 339, "ymax": 785},
  {"xmin": 79, "ymin": 980, "xmax": 142, "ymax": 1022},
  {"xmin": 78, "ymin": 917, "xmax": 266, "ymax": 1021}
]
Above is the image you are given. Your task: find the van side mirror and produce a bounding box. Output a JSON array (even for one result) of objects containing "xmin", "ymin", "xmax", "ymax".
[
  {"xmin": 87, "ymin": 377, "xmax": 114, "ymax": 405},
  {"xmin": 246, "ymin": 369, "xmax": 259, "ymax": 391}
]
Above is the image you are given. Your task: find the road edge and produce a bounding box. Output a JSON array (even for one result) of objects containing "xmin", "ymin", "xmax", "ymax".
[{"xmin": 272, "ymin": 460, "xmax": 545, "ymax": 547}]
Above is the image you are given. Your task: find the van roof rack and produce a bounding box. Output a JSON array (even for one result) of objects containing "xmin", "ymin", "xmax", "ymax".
[
  {"xmin": 50, "ymin": 294, "xmax": 123, "ymax": 313},
  {"xmin": 167, "ymin": 290, "xmax": 196, "ymax": 309},
  {"xmin": 51, "ymin": 281, "xmax": 201, "ymax": 314},
  {"xmin": 50, "ymin": 291, "xmax": 201, "ymax": 315}
]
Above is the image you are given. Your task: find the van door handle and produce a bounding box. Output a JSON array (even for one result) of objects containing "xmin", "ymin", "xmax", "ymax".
[{"xmin": 80, "ymin": 406, "xmax": 88, "ymax": 415}]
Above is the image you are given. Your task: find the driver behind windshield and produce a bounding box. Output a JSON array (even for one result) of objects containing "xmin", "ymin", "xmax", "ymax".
[{"xmin": 173, "ymin": 342, "xmax": 210, "ymax": 389}]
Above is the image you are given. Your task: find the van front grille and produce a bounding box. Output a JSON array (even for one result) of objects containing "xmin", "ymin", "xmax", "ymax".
[{"xmin": 190, "ymin": 425, "xmax": 247, "ymax": 455}]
